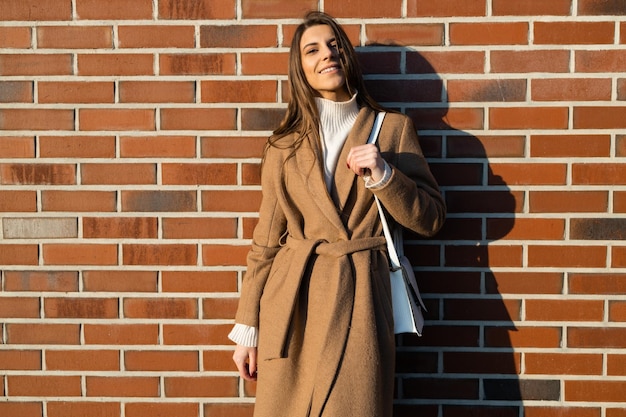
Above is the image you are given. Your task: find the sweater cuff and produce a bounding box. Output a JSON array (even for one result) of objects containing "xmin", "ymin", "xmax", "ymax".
[
  {"xmin": 228, "ymin": 323, "xmax": 258, "ymax": 347},
  {"xmin": 364, "ymin": 161, "xmax": 392, "ymax": 190}
]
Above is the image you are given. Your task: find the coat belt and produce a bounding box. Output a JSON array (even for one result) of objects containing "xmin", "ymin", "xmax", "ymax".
[{"xmin": 263, "ymin": 235, "xmax": 387, "ymax": 359}]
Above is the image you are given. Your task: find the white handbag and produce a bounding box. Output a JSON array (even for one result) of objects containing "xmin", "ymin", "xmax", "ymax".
[{"xmin": 367, "ymin": 112, "xmax": 427, "ymax": 336}]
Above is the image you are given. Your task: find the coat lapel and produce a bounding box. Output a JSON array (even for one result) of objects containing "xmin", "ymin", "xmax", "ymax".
[{"xmin": 332, "ymin": 107, "xmax": 377, "ymax": 213}]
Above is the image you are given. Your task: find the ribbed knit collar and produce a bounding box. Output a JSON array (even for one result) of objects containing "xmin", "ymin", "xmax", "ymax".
[{"xmin": 314, "ymin": 93, "xmax": 360, "ymax": 135}]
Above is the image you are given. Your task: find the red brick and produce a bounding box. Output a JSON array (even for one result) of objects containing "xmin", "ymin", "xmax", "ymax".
[
  {"xmin": 6, "ymin": 323, "xmax": 79, "ymax": 344},
  {"xmin": 162, "ymin": 217, "xmax": 237, "ymax": 239},
  {"xmin": 83, "ymin": 271, "xmax": 158, "ymax": 293},
  {"xmin": 0, "ymin": 27, "xmax": 31, "ymax": 48},
  {"xmin": 526, "ymin": 353, "xmax": 602, "ymax": 375},
  {"xmin": 46, "ymin": 350, "xmax": 119, "ymax": 371},
  {"xmin": 531, "ymin": 134, "xmax": 610, "ymax": 157},
  {"xmin": 491, "ymin": 107, "xmax": 569, "ymax": 130},
  {"xmin": 160, "ymin": 53, "xmax": 236, "ymax": 75},
  {"xmin": 0, "ymin": 350, "xmax": 41, "ymax": 371},
  {"xmin": 123, "ymin": 298, "xmax": 198, "ymax": 319},
  {"xmin": 80, "ymin": 109, "xmax": 155, "ymax": 131},
  {"xmin": 408, "ymin": 0, "xmax": 485, "ymax": 16},
  {"xmin": 202, "ymin": 297, "xmax": 238, "ymax": 319},
  {"xmin": 450, "ymin": 22, "xmax": 528, "ymax": 45},
  {"xmin": 613, "ymin": 247, "xmax": 626, "ymax": 268},
  {"xmin": 486, "ymin": 326, "xmax": 562, "ymax": 348},
  {"xmin": 608, "ymin": 354, "xmax": 626, "ymax": 375},
  {"xmin": 161, "ymin": 271, "xmax": 238, "ymax": 293},
  {"xmin": 0, "ymin": 190, "xmax": 36, "ymax": 212},
  {"xmin": 608, "ymin": 409, "xmax": 626, "ymax": 417},
  {"xmin": 532, "ymin": 78, "xmax": 611, "ymax": 101},
  {"xmin": 622, "ymin": 23, "xmax": 626, "ymax": 44},
  {"xmin": 619, "ymin": 79, "xmax": 626, "ymax": 100},
  {"xmin": 37, "ymin": 26, "xmax": 112, "ymax": 48},
  {"xmin": 526, "ymin": 407, "xmax": 600, "ymax": 417},
  {"xmin": 573, "ymin": 163, "xmax": 626, "ymax": 185},
  {"xmin": 200, "ymin": 25, "xmax": 277, "ymax": 48},
  {"xmin": 0, "ymin": 297, "xmax": 39, "ymax": 318},
  {"xmin": 578, "ymin": 0, "xmax": 626, "ymax": 15},
  {"xmin": 201, "ymin": 80, "xmax": 276, "ymax": 103},
  {"xmin": 120, "ymin": 81, "xmax": 195, "ymax": 103},
  {"xmin": 407, "ymin": 107, "xmax": 484, "ymax": 130},
  {"xmin": 43, "ymin": 244, "xmax": 118, "ymax": 266},
  {"xmin": 534, "ymin": 22, "xmax": 614, "ymax": 44},
  {"xmin": 242, "ymin": 0, "xmax": 316, "ymax": 18},
  {"xmin": 4, "ymin": 271, "xmax": 78, "ymax": 292},
  {"xmin": 447, "ymin": 79, "xmax": 526, "ymax": 102},
  {"xmin": 81, "ymin": 163, "xmax": 156, "ymax": 185},
  {"xmin": 530, "ymin": 191, "xmax": 608, "ymax": 213},
  {"xmin": 47, "ymin": 402, "xmax": 121, "ymax": 417},
  {"xmin": 566, "ymin": 380, "xmax": 626, "ymax": 402},
  {"xmin": 42, "ymin": 190, "xmax": 116, "ymax": 212},
  {"xmin": 486, "ymin": 272, "xmax": 564, "ymax": 295},
  {"xmin": 84, "ymin": 324, "xmax": 158, "ymax": 345},
  {"xmin": 241, "ymin": 52, "xmax": 289, "ymax": 75},
  {"xmin": 0, "ymin": 109, "xmax": 74, "ymax": 131},
  {"xmin": 282, "ymin": 23, "xmax": 361, "ymax": 48},
  {"xmin": 125, "ymin": 350, "xmax": 198, "ymax": 371},
  {"xmin": 576, "ymin": 50, "xmax": 626, "ymax": 72},
  {"xmin": 0, "ymin": 403, "xmax": 42, "ymax": 417},
  {"xmin": 444, "ymin": 245, "xmax": 522, "ymax": 268},
  {"xmin": 0, "ymin": 245, "xmax": 38, "ymax": 265},
  {"xmin": 165, "ymin": 376, "xmax": 238, "ymax": 397},
  {"xmin": 119, "ymin": 25, "xmax": 195, "ymax": 48},
  {"xmin": 491, "ymin": 50, "xmax": 570, "ymax": 73},
  {"xmin": 1, "ymin": 0, "xmax": 71, "ymax": 20},
  {"xmin": 0, "ymin": 136, "xmax": 35, "ymax": 158},
  {"xmin": 243, "ymin": 218, "xmax": 257, "ymax": 239},
  {"xmin": 574, "ymin": 106, "xmax": 626, "ymax": 129},
  {"xmin": 493, "ymin": 0, "xmax": 572, "ymax": 15},
  {"xmin": 0, "ymin": 54, "xmax": 72, "ymax": 76},
  {"xmin": 78, "ymin": 54, "xmax": 154, "ymax": 76},
  {"xmin": 162, "ymin": 324, "xmax": 231, "ymax": 345},
  {"xmin": 204, "ymin": 403, "xmax": 254, "ymax": 417},
  {"xmin": 489, "ymin": 163, "xmax": 567, "ymax": 185},
  {"xmin": 158, "ymin": 0, "xmax": 236, "ymax": 19},
  {"xmin": 160, "ymin": 108, "xmax": 236, "ymax": 130},
  {"xmin": 0, "ymin": 81, "xmax": 33, "ymax": 103},
  {"xmin": 201, "ymin": 136, "xmax": 265, "ymax": 158},
  {"xmin": 8, "ymin": 376, "xmax": 81, "ymax": 397},
  {"xmin": 408, "ymin": 51, "xmax": 485, "ymax": 74},
  {"xmin": 38, "ymin": 81, "xmax": 114, "ymax": 104},
  {"xmin": 241, "ymin": 108, "xmax": 286, "ymax": 131},
  {"xmin": 0, "ymin": 163, "xmax": 75, "ymax": 185},
  {"xmin": 83, "ymin": 217, "xmax": 157, "ymax": 239},
  {"xmin": 162, "ymin": 163, "xmax": 236, "ymax": 185},
  {"xmin": 617, "ymin": 192, "xmax": 626, "ymax": 213},
  {"xmin": 443, "ymin": 351, "xmax": 520, "ymax": 374},
  {"xmin": 121, "ymin": 136, "xmax": 197, "ymax": 158},
  {"xmin": 242, "ymin": 163, "xmax": 261, "ymax": 185},
  {"xmin": 126, "ymin": 403, "xmax": 199, "ymax": 417},
  {"xmin": 121, "ymin": 190, "xmax": 196, "ymax": 212},
  {"xmin": 570, "ymin": 273, "xmax": 626, "ymax": 295},
  {"xmin": 40, "ymin": 136, "xmax": 115, "ymax": 158},
  {"xmin": 202, "ymin": 244, "xmax": 250, "ymax": 267},
  {"xmin": 365, "ymin": 24, "xmax": 443, "ymax": 46},
  {"xmin": 123, "ymin": 244, "xmax": 197, "ymax": 266},
  {"xmin": 332, "ymin": 0, "xmax": 404, "ymax": 17},
  {"xmin": 610, "ymin": 301, "xmax": 626, "ymax": 322},
  {"xmin": 526, "ymin": 300, "xmax": 604, "ymax": 321},
  {"xmin": 487, "ymin": 218, "xmax": 565, "ymax": 241},
  {"xmin": 203, "ymin": 349, "xmax": 234, "ymax": 372},
  {"xmin": 45, "ymin": 297, "xmax": 118, "ymax": 319},
  {"xmin": 86, "ymin": 376, "xmax": 159, "ymax": 397},
  {"xmin": 202, "ymin": 190, "xmax": 261, "ymax": 212},
  {"xmin": 76, "ymin": 0, "xmax": 153, "ymax": 19},
  {"xmin": 528, "ymin": 245, "xmax": 607, "ymax": 268},
  {"xmin": 447, "ymin": 135, "xmax": 525, "ymax": 158},
  {"xmin": 445, "ymin": 190, "xmax": 524, "ymax": 214}
]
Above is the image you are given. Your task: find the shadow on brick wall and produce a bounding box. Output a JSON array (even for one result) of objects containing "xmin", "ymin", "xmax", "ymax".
[{"xmin": 359, "ymin": 45, "xmax": 526, "ymax": 417}]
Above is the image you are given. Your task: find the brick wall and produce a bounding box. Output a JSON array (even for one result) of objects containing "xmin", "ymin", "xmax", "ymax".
[{"xmin": 1, "ymin": 0, "xmax": 625, "ymax": 416}]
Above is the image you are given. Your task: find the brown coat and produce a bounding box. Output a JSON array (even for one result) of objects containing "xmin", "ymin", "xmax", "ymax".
[{"xmin": 235, "ymin": 106, "xmax": 445, "ymax": 417}]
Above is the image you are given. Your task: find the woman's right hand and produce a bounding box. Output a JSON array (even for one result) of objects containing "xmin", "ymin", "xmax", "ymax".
[{"xmin": 233, "ymin": 344, "xmax": 258, "ymax": 381}]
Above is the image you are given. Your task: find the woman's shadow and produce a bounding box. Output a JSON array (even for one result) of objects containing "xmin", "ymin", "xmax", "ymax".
[{"xmin": 359, "ymin": 44, "xmax": 528, "ymax": 416}]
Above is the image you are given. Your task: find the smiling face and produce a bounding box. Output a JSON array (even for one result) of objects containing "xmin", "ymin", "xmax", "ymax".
[{"xmin": 299, "ymin": 24, "xmax": 351, "ymax": 102}]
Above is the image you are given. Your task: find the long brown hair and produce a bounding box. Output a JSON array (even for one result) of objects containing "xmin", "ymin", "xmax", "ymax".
[{"xmin": 268, "ymin": 11, "xmax": 385, "ymax": 157}]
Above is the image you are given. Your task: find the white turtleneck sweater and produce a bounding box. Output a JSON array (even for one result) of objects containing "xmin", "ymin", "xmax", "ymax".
[{"xmin": 228, "ymin": 94, "xmax": 392, "ymax": 347}]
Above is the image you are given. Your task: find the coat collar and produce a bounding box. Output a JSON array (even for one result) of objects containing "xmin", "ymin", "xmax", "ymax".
[{"xmin": 294, "ymin": 106, "xmax": 378, "ymax": 235}]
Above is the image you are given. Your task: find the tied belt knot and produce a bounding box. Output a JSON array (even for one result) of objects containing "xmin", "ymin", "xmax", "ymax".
[{"xmin": 263, "ymin": 234, "xmax": 387, "ymax": 359}]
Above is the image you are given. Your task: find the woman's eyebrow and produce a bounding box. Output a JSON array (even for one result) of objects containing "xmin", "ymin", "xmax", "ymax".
[{"xmin": 302, "ymin": 37, "xmax": 337, "ymax": 51}]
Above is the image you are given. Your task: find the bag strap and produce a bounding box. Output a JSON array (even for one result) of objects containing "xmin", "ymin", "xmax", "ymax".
[{"xmin": 366, "ymin": 112, "xmax": 402, "ymax": 271}]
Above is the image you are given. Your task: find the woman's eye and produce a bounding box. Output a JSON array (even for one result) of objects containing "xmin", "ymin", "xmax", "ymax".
[{"xmin": 306, "ymin": 48, "xmax": 317, "ymax": 54}]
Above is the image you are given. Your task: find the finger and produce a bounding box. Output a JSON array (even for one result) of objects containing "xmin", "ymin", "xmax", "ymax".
[{"xmin": 248, "ymin": 350, "xmax": 258, "ymax": 380}]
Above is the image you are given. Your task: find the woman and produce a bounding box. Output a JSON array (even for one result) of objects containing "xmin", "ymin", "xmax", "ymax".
[{"xmin": 229, "ymin": 11, "xmax": 445, "ymax": 417}]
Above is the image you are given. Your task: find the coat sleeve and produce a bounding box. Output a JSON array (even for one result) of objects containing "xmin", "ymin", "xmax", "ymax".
[
  {"xmin": 234, "ymin": 149, "xmax": 288, "ymax": 328},
  {"xmin": 373, "ymin": 114, "xmax": 446, "ymax": 237}
]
